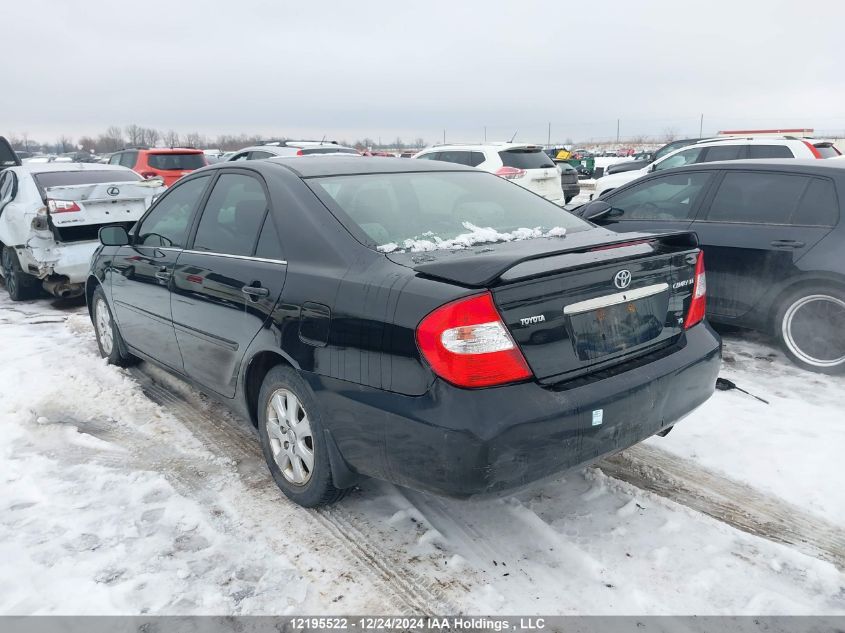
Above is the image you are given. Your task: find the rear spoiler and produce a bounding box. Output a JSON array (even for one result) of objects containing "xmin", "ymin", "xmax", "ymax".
[{"xmin": 411, "ymin": 230, "xmax": 699, "ymax": 288}]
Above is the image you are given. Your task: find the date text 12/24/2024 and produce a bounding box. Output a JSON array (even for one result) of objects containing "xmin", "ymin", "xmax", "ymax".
[{"xmin": 289, "ymin": 617, "xmax": 547, "ymax": 631}]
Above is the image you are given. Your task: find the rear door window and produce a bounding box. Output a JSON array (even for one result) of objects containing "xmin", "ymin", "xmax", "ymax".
[
  {"xmin": 0, "ymin": 171, "xmax": 17, "ymax": 211},
  {"xmin": 192, "ymin": 173, "xmax": 268, "ymax": 256},
  {"xmin": 248, "ymin": 151, "xmax": 274, "ymax": 160},
  {"xmin": 794, "ymin": 178, "xmax": 838, "ymax": 226},
  {"xmin": 468, "ymin": 152, "xmax": 485, "ymax": 167},
  {"xmin": 653, "ymin": 147, "xmax": 704, "ymax": 171},
  {"xmin": 136, "ymin": 175, "xmax": 210, "ymax": 247},
  {"xmin": 1, "ymin": 171, "xmax": 15, "ymax": 201},
  {"xmin": 147, "ymin": 153, "xmax": 206, "ymax": 170},
  {"xmin": 607, "ymin": 172, "xmax": 712, "ymax": 220},
  {"xmin": 415, "ymin": 152, "xmax": 440, "ymax": 161},
  {"xmin": 498, "ymin": 149, "xmax": 555, "ymax": 169},
  {"xmin": 255, "ymin": 214, "xmax": 284, "ymax": 260},
  {"xmin": 0, "ymin": 137, "xmax": 20, "ymax": 167},
  {"xmin": 701, "ymin": 145, "xmax": 745, "ymax": 162},
  {"xmin": 436, "ymin": 151, "xmax": 474, "ymax": 166},
  {"xmin": 119, "ymin": 151, "xmax": 138, "ymax": 168},
  {"xmin": 747, "ymin": 145, "xmax": 794, "ymax": 159},
  {"xmin": 705, "ymin": 172, "xmax": 808, "ymax": 224}
]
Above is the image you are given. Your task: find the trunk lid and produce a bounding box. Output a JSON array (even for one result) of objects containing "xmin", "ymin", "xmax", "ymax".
[
  {"xmin": 43, "ymin": 179, "xmax": 165, "ymax": 241},
  {"xmin": 1, "ymin": 136, "xmax": 21, "ymax": 168},
  {"xmin": 401, "ymin": 230, "xmax": 701, "ymax": 383},
  {"xmin": 522, "ymin": 166, "xmax": 564, "ymax": 200}
]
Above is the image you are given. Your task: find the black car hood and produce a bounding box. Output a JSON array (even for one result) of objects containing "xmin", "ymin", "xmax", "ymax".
[
  {"xmin": 0, "ymin": 136, "xmax": 21, "ymax": 168},
  {"xmin": 386, "ymin": 228, "xmax": 698, "ymax": 287}
]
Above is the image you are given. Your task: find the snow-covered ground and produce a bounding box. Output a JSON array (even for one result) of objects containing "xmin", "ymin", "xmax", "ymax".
[
  {"xmin": 1, "ymin": 292, "xmax": 843, "ymax": 615},
  {"xmin": 652, "ymin": 331, "xmax": 845, "ymax": 525}
]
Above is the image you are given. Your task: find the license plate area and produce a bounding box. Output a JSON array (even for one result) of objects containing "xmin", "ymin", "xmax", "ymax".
[{"xmin": 564, "ymin": 284, "xmax": 669, "ymax": 361}]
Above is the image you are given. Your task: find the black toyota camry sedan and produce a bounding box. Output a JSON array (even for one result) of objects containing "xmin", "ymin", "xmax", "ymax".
[{"xmin": 86, "ymin": 156, "xmax": 720, "ymax": 507}]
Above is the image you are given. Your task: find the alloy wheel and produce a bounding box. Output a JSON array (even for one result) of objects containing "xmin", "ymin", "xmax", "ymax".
[
  {"xmin": 265, "ymin": 388, "xmax": 314, "ymax": 485},
  {"xmin": 2, "ymin": 249, "xmax": 17, "ymax": 297},
  {"xmin": 782, "ymin": 294, "xmax": 845, "ymax": 368},
  {"xmin": 95, "ymin": 297, "xmax": 114, "ymax": 356}
]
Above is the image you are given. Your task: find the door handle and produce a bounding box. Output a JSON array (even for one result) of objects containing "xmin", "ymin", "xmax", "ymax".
[
  {"xmin": 770, "ymin": 240, "xmax": 805, "ymax": 248},
  {"xmin": 154, "ymin": 267, "xmax": 171, "ymax": 282},
  {"xmin": 242, "ymin": 285, "xmax": 270, "ymax": 299}
]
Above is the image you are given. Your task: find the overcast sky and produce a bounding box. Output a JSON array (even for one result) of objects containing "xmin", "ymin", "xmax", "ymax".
[{"xmin": 2, "ymin": 0, "xmax": 843, "ymax": 146}]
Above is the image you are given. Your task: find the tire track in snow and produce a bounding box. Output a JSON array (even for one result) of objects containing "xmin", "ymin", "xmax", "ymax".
[
  {"xmin": 597, "ymin": 443, "xmax": 845, "ymax": 571},
  {"xmin": 129, "ymin": 366, "xmax": 460, "ymax": 616}
]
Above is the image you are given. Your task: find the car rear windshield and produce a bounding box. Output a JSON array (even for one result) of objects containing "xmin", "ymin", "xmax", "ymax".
[
  {"xmin": 300, "ymin": 147, "xmax": 359, "ymax": 155},
  {"xmin": 33, "ymin": 170, "xmax": 142, "ymax": 190},
  {"xmin": 814, "ymin": 144, "xmax": 841, "ymax": 159},
  {"xmin": 307, "ymin": 170, "xmax": 589, "ymax": 253},
  {"xmin": 147, "ymin": 153, "xmax": 206, "ymax": 170},
  {"xmin": 499, "ymin": 149, "xmax": 556, "ymax": 170}
]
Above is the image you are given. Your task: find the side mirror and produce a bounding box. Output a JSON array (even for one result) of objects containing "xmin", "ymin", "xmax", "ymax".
[
  {"xmin": 580, "ymin": 200, "xmax": 613, "ymax": 221},
  {"xmin": 99, "ymin": 225, "xmax": 129, "ymax": 246}
]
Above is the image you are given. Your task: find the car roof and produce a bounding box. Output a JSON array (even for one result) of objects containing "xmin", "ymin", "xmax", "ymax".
[
  {"xmin": 11, "ymin": 162, "xmax": 135, "ymax": 174},
  {"xmin": 663, "ymin": 158, "xmax": 845, "ymax": 177},
  {"xmin": 141, "ymin": 148, "xmax": 204, "ymax": 154},
  {"xmin": 264, "ymin": 155, "xmax": 475, "ymax": 177},
  {"xmin": 690, "ymin": 137, "xmax": 806, "ymax": 147},
  {"xmin": 233, "ymin": 145, "xmax": 289, "ymax": 154},
  {"xmin": 419, "ymin": 142, "xmax": 545, "ymax": 152}
]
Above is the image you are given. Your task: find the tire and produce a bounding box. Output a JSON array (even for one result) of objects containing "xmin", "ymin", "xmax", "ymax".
[
  {"xmin": 1, "ymin": 246, "xmax": 40, "ymax": 301},
  {"xmin": 257, "ymin": 365, "xmax": 348, "ymax": 507},
  {"xmin": 91, "ymin": 285, "xmax": 137, "ymax": 366},
  {"xmin": 774, "ymin": 284, "xmax": 845, "ymax": 374}
]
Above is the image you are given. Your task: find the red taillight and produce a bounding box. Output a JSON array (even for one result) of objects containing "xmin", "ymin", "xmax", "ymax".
[
  {"xmin": 296, "ymin": 149, "xmax": 304, "ymax": 156},
  {"xmin": 140, "ymin": 171, "xmax": 159, "ymax": 179},
  {"xmin": 802, "ymin": 141, "xmax": 823, "ymax": 159},
  {"xmin": 416, "ymin": 292, "xmax": 533, "ymax": 388},
  {"xmin": 495, "ymin": 166, "xmax": 527, "ymax": 180},
  {"xmin": 685, "ymin": 251, "xmax": 707, "ymax": 329},
  {"xmin": 47, "ymin": 199, "xmax": 81, "ymax": 213}
]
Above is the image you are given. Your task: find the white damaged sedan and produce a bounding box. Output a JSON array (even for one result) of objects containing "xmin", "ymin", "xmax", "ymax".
[{"xmin": 0, "ymin": 162, "xmax": 165, "ymax": 300}]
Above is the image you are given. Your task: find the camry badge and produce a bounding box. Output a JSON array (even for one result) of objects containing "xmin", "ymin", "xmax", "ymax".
[{"xmin": 614, "ymin": 269, "xmax": 632, "ymax": 289}]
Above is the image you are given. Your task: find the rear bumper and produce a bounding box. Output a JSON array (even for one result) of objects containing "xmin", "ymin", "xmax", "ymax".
[
  {"xmin": 307, "ymin": 322, "xmax": 721, "ymax": 497},
  {"xmin": 15, "ymin": 238, "xmax": 98, "ymax": 285},
  {"xmin": 562, "ymin": 182, "xmax": 581, "ymax": 199}
]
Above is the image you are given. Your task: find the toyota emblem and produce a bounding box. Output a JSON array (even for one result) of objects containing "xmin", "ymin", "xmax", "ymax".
[
  {"xmin": 613, "ymin": 269, "xmax": 632, "ymax": 289},
  {"xmin": 107, "ymin": 186, "xmax": 120, "ymax": 197}
]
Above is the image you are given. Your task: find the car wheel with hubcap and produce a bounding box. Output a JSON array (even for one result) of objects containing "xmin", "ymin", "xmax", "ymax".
[
  {"xmin": 775, "ymin": 285, "xmax": 845, "ymax": 374},
  {"xmin": 91, "ymin": 285, "xmax": 137, "ymax": 366},
  {"xmin": 257, "ymin": 365, "xmax": 347, "ymax": 507},
  {"xmin": 1, "ymin": 246, "xmax": 39, "ymax": 301}
]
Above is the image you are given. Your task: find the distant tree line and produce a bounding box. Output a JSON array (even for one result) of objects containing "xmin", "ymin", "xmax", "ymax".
[{"xmin": 5, "ymin": 125, "xmax": 429, "ymax": 155}]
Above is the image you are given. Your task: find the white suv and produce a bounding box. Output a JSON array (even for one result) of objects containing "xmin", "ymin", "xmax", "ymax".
[
  {"xmin": 413, "ymin": 143, "xmax": 565, "ymax": 204},
  {"xmin": 227, "ymin": 140, "xmax": 360, "ymax": 161},
  {"xmin": 594, "ymin": 137, "xmax": 840, "ymax": 197}
]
